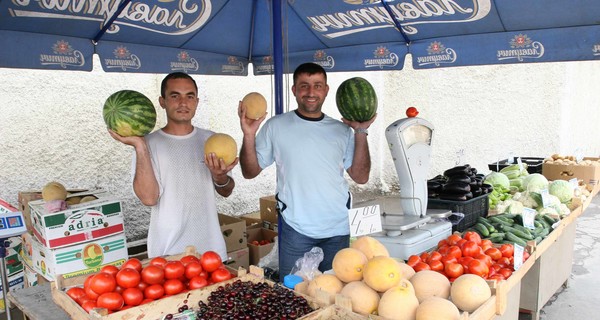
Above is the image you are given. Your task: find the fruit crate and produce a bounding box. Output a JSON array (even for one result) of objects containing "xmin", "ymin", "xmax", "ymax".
[
  {"xmin": 428, "ymin": 193, "xmax": 489, "ymax": 232},
  {"xmin": 488, "ymin": 157, "xmax": 545, "ymax": 174}
]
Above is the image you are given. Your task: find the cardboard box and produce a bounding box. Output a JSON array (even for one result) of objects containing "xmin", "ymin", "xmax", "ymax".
[
  {"xmin": 29, "ymin": 190, "xmax": 125, "ymax": 249},
  {"xmin": 542, "ymin": 157, "xmax": 600, "ymax": 186},
  {"xmin": 0, "ymin": 270, "xmax": 25, "ymax": 313},
  {"xmin": 260, "ymin": 195, "xmax": 278, "ymax": 224},
  {"xmin": 247, "ymin": 228, "xmax": 278, "ymax": 266},
  {"xmin": 23, "ymin": 263, "xmax": 38, "ymax": 288},
  {"xmin": 0, "ymin": 198, "xmax": 18, "ymax": 214},
  {"xmin": 218, "ymin": 214, "xmax": 247, "ymax": 252},
  {"xmin": 224, "ymin": 247, "xmax": 249, "ymax": 270},
  {"xmin": 18, "ymin": 189, "xmax": 88, "ymax": 234},
  {"xmin": 31, "ymin": 232, "xmax": 128, "ymax": 281}
]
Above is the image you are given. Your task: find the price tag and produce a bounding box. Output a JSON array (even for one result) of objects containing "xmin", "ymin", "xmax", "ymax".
[
  {"xmin": 348, "ymin": 205, "xmax": 382, "ymax": 237},
  {"xmin": 455, "ymin": 149, "xmax": 465, "ymax": 166},
  {"xmin": 574, "ymin": 148, "xmax": 584, "ymax": 163},
  {"xmin": 522, "ymin": 208, "xmax": 536, "ymax": 229},
  {"xmin": 513, "ymin": 243, "xmax": 524, "ymax": 270},
  {"xmin": 507, "ymin": 152, "xmax": 515, "ymax": 164},
  {"xmin": 540, "ymin": 189, "xmax": 550, "ymax": 208},
  {"xmin": 516, "ymin": 157, "xmax": 524, "ymax": 172}
]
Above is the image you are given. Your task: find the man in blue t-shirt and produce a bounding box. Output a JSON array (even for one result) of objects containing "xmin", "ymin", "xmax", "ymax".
[{"xmin": 238, "ymin": 62, "xmax": 376, "ymax": 280}]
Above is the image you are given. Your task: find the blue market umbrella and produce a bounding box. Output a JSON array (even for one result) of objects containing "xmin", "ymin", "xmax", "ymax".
[{"xmin": 1, "ymin": 0, "xmax": 599, "ymax": 114}]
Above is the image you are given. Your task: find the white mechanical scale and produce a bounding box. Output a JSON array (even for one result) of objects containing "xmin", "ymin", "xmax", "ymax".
[
  {"xmin": 0, "ymin": 208, "xmax": 27, "ymax": 320},
  {"xmin": 359, "ymin": 116, "xmax": 452, "ymax": 260}
]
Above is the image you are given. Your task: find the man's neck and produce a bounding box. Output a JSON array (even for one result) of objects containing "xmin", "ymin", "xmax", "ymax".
[{"xmin": 162, "ymin": 122, "xmax": 194, "ymax": 135}]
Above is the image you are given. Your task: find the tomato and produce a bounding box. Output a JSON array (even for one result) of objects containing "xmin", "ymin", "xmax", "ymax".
[
  {"xmin": 426, "ymin": 251, "xmax": 442, "ymax": 263},
  {"xmin": 84, "ymin": 275, "xmax": 94, "ymax": 289},
  {"xmin": 144, "ymin": 284, "xmax": 165, "ymax": 300},
  {"xmin": 461, "ymin": 241, "xmax": 480, "ymax": 258},
  {"xmin": 141, "ymin": 265, "xmax": 165, "ymax": 285},
  {"xmin": 419, "ymin": 252, "xmax": 430, "ymax": 262},
  {"xmin": 81, "ymin": 300, "xmax": 97, "ymax": 313},
  {"xmin": 488, "ymin": 274, "xmax": 505, "ymax": 281},
  {"xmin": 437, "ymin": 239, "xmax": 449, "ymax": 249},
  {"xmin": 137, "ymin": 281, "xmax": 149, "ymax": 292},
  {"xmin": 180, "ymin": 255, "xmax": 200, "ymax": 266},
  {"xmin": 100, "ymin": 265, "xmax": 119, "ymax": 277},
  {"xmin": 475, "ymin": 254, "xmax": 493, "ymax": 267},
  {"xmin": 163, "ymin": 279, "xmax": 185, "ymax": 295},
  {"xmin": 188, "ymin": 276, "xmax": 208, "ymax": 290},
  {"xmin": 447, "ymin": 234, "xmax": 463, "ymax": 246},
  {"xmin": 97, "ymin": 292, "xmax": 124, "ymax": 311},
  {"xmin": 184, "ymin": 262, "xmax": 203, "ymax": 280},
  {"xmin": 444, "ymin": 263, "xmax": 464, "ymax": 279},
  {"xmin": 198, "ymin": 270, "xmax": 209, "ymax": 280},
  {"xmin": 114, "ymin": 285, "xmax": 124, "ymax": 294},
  {"xmin": 406, "ymin": 255, "xmax": 421, "ymax": 268},
  {"xmin": 413, "ymin": 262, "xmax": 431, "ymax": 272},
  {"xmin": 458, "ymin": 256, "xmax": 474, "ymax": 272},
  {"xmin": 523, "ymin": 250, "xmax": 531, "ymax": 261},
  {"xmin": 447, "ymin": 246, "xmax": 462, "ymax": 259},
  {"xmin": 164, "ymin": 261, "xmax": 186, "ymax": 280},
  {"xmin": 116, "ymin": 267, "xmax": 141, "ymax": 288},
  {"xmin": 149, "ymin": 257, "xmax": 168, "ymax": 268},
  {"xmin": 440, "ymin": 255, "xmax": 457, "ymax": 265},
  {"xmin": 210, "ymin": 268, "xmax": 232, "ymax": 283},
  {"xmin": 499, "ymin": 244, "xmax": 514, "ymax": 258},
  {"xmin": 496, "ymin": 256, "xmax": 511, "ymax": 267},
  {"xmin": 85, "ymin": 285, "xmax": 100, "ymax": 300},
  {"xmin": 66, "ymin": 287, "xmax": 86, "ymax": 304},
  {"xmin": 498, "ymin": 267, "xmax": 513, "ymax": 279},
  {"xmin": 200, "ymin": 251, "xmax": 223, "ymax": 273},
  {"xmin": 490, "ymin": 263, "xmax": 503, "ymax": 272},
  {"xmin": 121, "ymin": 287, "xmax": 144, "ymax": 306},
  {"xmin": 463, "ymin": 231, "xmax": 482, "ymax": 245},
  {"xmin": 484, "ymin": 247, "xmax": 502, "ymax": 261},
  {"xmin": 406, "ymin": 107, "xmax": 419, "ymax": 117},
  {"xmin": 428, "ymin": 260, "xmax": 444, "ymax": 272},
  {"xmin": 140, "ymin": 298, "xmax": 154, "ymax": 305},
  {"xmin": 437, "ymin": 246, "xmax": 450, "ymax": 256},
  {"xmin": 467, "ymin": 259, "xmax": 489, "ymax": 278},
  {"xmin": 89, "ymin": 272, "xmax": 117, "ymax": 295},
  {"xmin": 481, "ymin": 239, "xmax": 493, "ymax": 250},
  {"xmin": 121, "ymin": 258, "xmax": 143, "ymax": 273}
]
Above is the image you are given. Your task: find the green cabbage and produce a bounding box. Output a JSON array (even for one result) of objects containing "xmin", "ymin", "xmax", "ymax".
[
  {"xmin": 522, "ymin": 173, "xmax": 549, "ymax": 193},
  {"xmin": 484, "ymin": 172, "xmax": 510, "ymax": 190},
  {"xmin": 549, "ymin": 180, "xmax": 574, "ymax": 203}
]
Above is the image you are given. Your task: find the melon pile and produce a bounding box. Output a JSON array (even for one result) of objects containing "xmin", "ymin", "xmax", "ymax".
[{"xmin": 302, "ymin": 236, "xmax": 491, "ymax": 320}]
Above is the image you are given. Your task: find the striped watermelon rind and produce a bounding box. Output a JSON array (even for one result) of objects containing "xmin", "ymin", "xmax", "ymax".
[
  {"xmin": 103, "ymin": 90, "xmax": 157, "ymax": 137},
  {"xmin": 335, "ymin": 77, "xmax": 378, "ymax": 122}
]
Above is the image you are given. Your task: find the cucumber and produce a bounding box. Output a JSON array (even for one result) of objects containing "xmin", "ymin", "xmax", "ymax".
[
  {"xmin": 502, "ymin": 225, "xmax": 534, "ymax": 240},
  {"xmin": 543, "ymin": 215, "xmax": 559, "ymax": 226},
  {"xmin": 488, "ymin": 235, "xmax": 505, "ymax": 243},
  {"xmin": 477, "ymin": 217, "xmax": 496, "ymax": 233},
  {"xmin": 505, "ymin": 232, "xmax": 528, "ymax": 247},
  {"xmin": 489, "ymin": 216, "xmax": 514, "ymax": 227},
  {"xmin": 474, "ymin": 223, "xmax": 490, "ymax": 237},
  {"xmin": 534, "ymin": 236, "xmax": 543, "ymax": 244},
  {"xmin": 513, "ymin": 224, "xmax": 534, "ymax": 238}
]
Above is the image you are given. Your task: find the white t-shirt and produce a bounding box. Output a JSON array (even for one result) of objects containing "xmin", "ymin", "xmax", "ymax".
[{"xmin": 135, "ymin": 127, "xmax": 227, "ymax": 259}]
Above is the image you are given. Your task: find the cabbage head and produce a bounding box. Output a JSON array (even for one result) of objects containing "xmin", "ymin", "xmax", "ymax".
[
  {"xmin": 522, "ymin": 173, "xmax": 549, "ymax": 193},
  {"xmin": 549, "ymin": 180, "xmax": 574, "ymax": 203},
  {"xmin": 484, "ymin": 172, "xmax": 510, "ymax": 190}
]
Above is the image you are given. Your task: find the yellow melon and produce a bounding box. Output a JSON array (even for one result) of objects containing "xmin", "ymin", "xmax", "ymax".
[
  {"xmin": 242, "ymin": 92, "xmax": 267, "ymax": 119},
  {"xmin": 350, "ymin": 236, "xmax": 389, "ymax": 260},
  {"xmin": 340, "ymin": 281, "xmax": 380, "ymax": 315},
  {"xmin": 79, "ymin": 196, "xmax": 97, "ymax": 204},
  {"xmin": 450, "ymin": 274, "xmax": 491, "ymax": 313},
  {"xmin": 307, "ymin": 274, "xmax": 343, "ymax": 304},
  {"xmin": 410, "ymin": 270, "xmax": 451, "ymax": 303},
  {"xmin": 204, "ymin": 133, "xmax": 237, "ymax": 166},
  {"xmin": 416, "ymin": 297, "xmax": 460, "ymax": 320},
  {"xmin": 362, "ymin": 256, "xmax": 402, "ymax": 292},
  {"xmin": 332, "ymin": 248, "xmax": 368, "ymax": 282},
  {"xmin": 42, "ymin": 181, "xmax": 67, "ymax": 201},
  {"xmin": 396, "ymin": 259, "xmax": 416, "ymax": 280},
  {"xmin": 378, "ymin": 278, "xmax": 419, "ymax": 320}
]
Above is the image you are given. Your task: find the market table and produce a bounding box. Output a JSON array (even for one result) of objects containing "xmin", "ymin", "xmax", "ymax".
[{"xmin": 7, "ymin": 283, "xmax": 69, "ymax": 320}]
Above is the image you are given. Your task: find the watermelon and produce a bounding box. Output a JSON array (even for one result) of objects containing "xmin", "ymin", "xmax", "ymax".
[
  {"xmin": 335, "ymin": 77, "xmax": 377, "ymax": 122},
  {"xmin": 103, "ymin": 90, "xmax": 157, "ymax": 137}
]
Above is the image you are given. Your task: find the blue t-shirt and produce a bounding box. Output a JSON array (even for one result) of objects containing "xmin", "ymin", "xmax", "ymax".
[{"xmin": 256, "ymin": 110, "xmax": 355, "ymax": 238}]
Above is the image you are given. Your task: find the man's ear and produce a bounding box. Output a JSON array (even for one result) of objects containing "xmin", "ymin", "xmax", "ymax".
[
  {"xmin": 158, "ymin": 96, "xmax": 166, "ymax": 109},
  {"xmin": 291, "ymin": 85, "xmax": 296, "ymax": 96}
]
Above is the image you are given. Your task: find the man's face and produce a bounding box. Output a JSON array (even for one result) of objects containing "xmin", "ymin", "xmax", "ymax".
[
  {"xmin": 292, "ymin": 72, "xmax": 329, "ymax": 118},
  {"xmin": 159, "ymin": 78, "xmax": 199, "ymax": 124}
]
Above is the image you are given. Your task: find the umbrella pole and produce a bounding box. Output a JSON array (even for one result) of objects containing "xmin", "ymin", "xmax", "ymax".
[{"xmin": 272, "ymin": 0, "xmax": 284, "ymax": 115}]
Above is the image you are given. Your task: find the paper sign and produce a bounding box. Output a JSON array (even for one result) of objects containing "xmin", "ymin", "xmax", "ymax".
[
  {"xmin": 574, "ymin": 148, "xmax": 584, "ymax": 163},
  {"xmin": 513, "ymin": 243, "xmax": 524, "ymax": 270},
  {"xmin": 540, "ymin": 189, "xmax": 550, "ymax": 208},
  {"xmin": 348, "ymin": 205, "xmax": 382, "ymax": 237},
  {"xmin": 522, "ymin": 208, "xmax": 536, "ymax": 230},
  {"xmin": 517, "ymin": 157, "xmax": 524, "ymax": 172}
]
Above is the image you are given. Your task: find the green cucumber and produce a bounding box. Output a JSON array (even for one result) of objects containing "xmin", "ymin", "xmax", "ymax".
[
  {"xmin": 502, "ymin": 225, "xmax": 534, "ymax": 240},
  {"xmin": 474, "ymin": 223, "xmax": 490, "ymax": 237},
  {"xmin": 505, "ymin": 232, "xmax": 528, "ymax": 247},
  {"xmin": 477, "ymin": 217, "xmax": 496, "ymax": 233}
]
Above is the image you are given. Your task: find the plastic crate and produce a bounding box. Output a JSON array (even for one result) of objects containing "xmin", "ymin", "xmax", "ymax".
[
  {"xmin": 488, "ymin": 157, "xmax": 544, "ymax": 174},
  {"xmin": 427, "ymin": 193, "xmax": 489, "ymax": 232}
]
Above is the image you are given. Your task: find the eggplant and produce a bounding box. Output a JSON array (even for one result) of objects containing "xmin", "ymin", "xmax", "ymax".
[
  {"xmin": 439, "ymin": 193, "xmax": 468, "ymax": 201},
  {"xmin": 447, "ymin": 175, "xmax": 472, "ymax": 184},
  {"xmin": 443, "ymin": 165, "xmax": 471, "ymax": 177},
  {"xmin": 442, "ymin": 181, "xmax": 471, "ymax": 194}
]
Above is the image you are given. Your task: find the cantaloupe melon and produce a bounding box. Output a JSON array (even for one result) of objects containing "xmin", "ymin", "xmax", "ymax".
[
  {"xmin": 42, "ymin": 182, "xmax": 67, "ymax": 201},
  {"xmin": 204, "ymin": 133, "xmax": 237, "ymax": 166},
  {"xmin": 350, "ymin": 236, "xmax": 389, "ymax": 260},
  {"xmin": 450, "ymin": 274, "xmax": 491, "ymax": 313},
  {"xmin": 396, "ymin": 259, "xmax": 416, "ymax": 280},
  {"xmin": 340, "ymin": 281, "xmax": 380, "ymax": 316},
  {"xmin": 332, "ymin": 248, "xmax": 367, "ymax": 282},
  {"xmin": 416, "ymin": 297, "xmax": 460, "ymax": 320},
  {"xmin": 410, "ymin": 270, "xmax": 451, "ymax": 303},
  {"xmin": 242, "ymin": 92, "xmax": 267, "ymax": 119},
  {"xmin": 362, "ymin": 256, "xmax": 402, "ymax": 293},
  {"xmin": 79, "ymin": 196, "xmax": 97, "ymax": 204},
  {"xmin": 307, "ymin": 274, "xmax": 343, "ymax": 304},
  {"xmin": 378, "ymin": 278, "xmax": 419, "ymax": 320}
]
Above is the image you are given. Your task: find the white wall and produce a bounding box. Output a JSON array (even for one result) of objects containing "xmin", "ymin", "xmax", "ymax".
[{"xmin": 1, "ymin": 55, "xmax": 599, "ymax": 242}]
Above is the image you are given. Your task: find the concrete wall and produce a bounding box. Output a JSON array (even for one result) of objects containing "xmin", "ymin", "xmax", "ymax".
[{"xmin": 1, "ymin": 56, "xmax": 599, "ymax": 242}]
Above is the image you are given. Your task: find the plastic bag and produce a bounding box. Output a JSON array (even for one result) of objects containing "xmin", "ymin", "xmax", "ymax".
[
  {"xmin": 258, "ymin": 236, "xmax": 279, "ymax": 270},
  {"xmin": 289, "ymin": 247, "xmax": 324, "ymax": 281}
]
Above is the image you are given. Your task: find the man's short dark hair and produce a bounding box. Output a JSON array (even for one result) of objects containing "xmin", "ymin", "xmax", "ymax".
[
  {"xmin": 293, "ymin": 63, "xmax": 327, "ymax": 85},
  {"xmin": 161, "ymin": 72, "xmax": 198, "ymax": 97}
]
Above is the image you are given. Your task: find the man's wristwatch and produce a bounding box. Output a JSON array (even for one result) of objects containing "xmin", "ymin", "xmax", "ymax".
[{"xmin": 355, "ymin": 128, "xmax": 368, "ymax": 135}]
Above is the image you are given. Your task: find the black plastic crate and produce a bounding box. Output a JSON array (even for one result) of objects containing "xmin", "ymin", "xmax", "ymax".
[
  {"xmin": 488, "ymin": 157, "xmax": 544, "ymax": 174},
  {"xmin": 428, "ymin": 193, "xmax": 489, "ymax": 232}
]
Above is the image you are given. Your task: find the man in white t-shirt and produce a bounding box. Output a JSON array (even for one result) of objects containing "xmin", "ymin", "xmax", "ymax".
[
  {"xmin": 109, "ymin": 72, "xmax": 237, "ymax": 259},
  {"xmin": 238, "ymin": 63, "xmax": 376, "ymax": 280}
]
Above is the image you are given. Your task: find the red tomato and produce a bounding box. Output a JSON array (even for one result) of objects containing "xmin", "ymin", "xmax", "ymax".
[
  {"xmin": 413, "ymin": 262, "xmax": 431, "ymax": 272},
  {"xmin": 122, "ymin": 287, "xmax": 144, "ymax": 306},
  {"xmin": 164, "ymin": 261, "xmax": 186, "ymax": 280},
  {"xmin": 498, "ymin": 267, "xmax": 513, "ymax": 279},
  {"xmin": 490, "ymin": 263, "xmax": 503, "ymax": 272},
  {"xmin": 144, "ymin": 284, "xmax": 165, "ymax": 300},
  {"xmin": 184, "ymin": 262, "xmax": 203, "ymax": 280},
  {"xmin": 488, "ymin": 274, "xmax": 505, "ymax": 281},
  {"xmin": 485, "ymin": 247, "xmax": 502, "ymax": 261},
  {"xmin": 475, "ymin": 253, "xmax": 493, "ymax": 267},
  {"xmin": 140, "ymin": 298, "xmax": 154, "ymax": 305},
  {"xmin": 83, "ymin": 275, "xmax": 94, "ymax": 289},
  {"xmin": 437, "ymin": 239, "xmax": 449, "ymax": 249},
  {"xmin": 406, "ymin": 107, "xmax": 419, "ymax": 118},
  {"xmin": 406, "ymin": 255, "xmax": 421, "ymax": 268},
  {"xmin": 499, "ymin": 244, "xmax": 514, "ymax": 258},
  {"xmin": 137, "ymin": 281, "xmax": 149, "ymax": 292},
  {"xmin": 100, "ymin": 265, "xmax": 120, "ymax": 277},
  {"xmin": 444, "ymin": 263, "xmax": 464, "ymax": 279},
  {"xmin": 188, "ymin": 276, "xmax": 208, "ymax": 290},
  {"xmin": 461, "ymin": 241, "xmax": 480, "ymax": 258},
  {"xmin": 463, "ymin": 231, "xmax": 482, "ymax": 245},
  {"xmin": 467, "ymin": 259, "xmax": 489, "ymax": 278},
  {"xmin": 458, "ymin": 256, "xmax": 475, "ymax": 272},
  {"xmin": 121, "ymin": 258, "xmax": 143, "ymax": 273},
  {"xmin": 96, "ymin": 292, "xmax": 124, "ymax": 311},
  {"xmin": 141, "ymin": 265, "xmax": 165, "ymax": 285},
  {"xmin": 148, "ymin": 257, "xmax": 168, "ymax": 269},
  {"xmin": 198, "ymin": 270, "xmax": 209, "ymax": 280},
  {"xmin": 419, "ymin": 252, "xmax": 430, "ymax": 262},
  {"xmin": 523, "ymin": 250, "xmax": 531, "ymax": 261},
  {"xmin": 180, "ymin": 255, "xmax": 200, "ymax": 266},
  {"xmin": 497, "ymin": 256, "xmax": 511, "ymax": 267},
  {"xmin": 210, "ymin": 268, "xmax": 232, "ymax": 283},
  {"xmin": 66, "ymin": 287, "xmax": 86, "ymax": 304},
  {"xmin": 200, "ymin": 251, "xmax": 223, "ymax": 273},
  {"xmin": 116, "ymin": 268, "xmax": 141, "ymax": 288},
  {"xmin": 426, "ymin": 251, "xmax": 442, "ymax": 263},
  {"xmin": 440, "ymin": 255, "xmax": 458, "ymax": 265},
  {"xmin": 447, "ymin": 234, "xmax": 463, "ymax": 246},
  {"xmin": 89, "ymin": 272, "xmax": 117, "ymax": 295},
  {"xmin": 447, "ymin": 246, "xmax": 462, "ymax": 259},
  {"xmin": 81, "ymin": 300, "xmax": 97, "ymax": 313},
  {"xmin": 163, "ymin": 279, "xmax": 185, "ymax": 295},
  {"xmin": 438, "ymin": 246, "xmax": 450, "ymax": 256},
  {"xmin": 114, "ymin": 285, "xmax": 124, "ymax": 294},
  {"xmin": 85, "ymin": 285, "xmax": 100, "ymax": 300},
  {"xmin": 481, "ymin": 239, "xmax": 493, "ymax": 251},
  {"xmin": 428, "ymin": 260, "xmax": 444, "ymax": 272}
]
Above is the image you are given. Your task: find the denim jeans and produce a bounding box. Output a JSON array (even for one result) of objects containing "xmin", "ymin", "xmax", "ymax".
[{"xmin": 277, "ymin": 214, "xmax": 349, "ymax": 282}]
